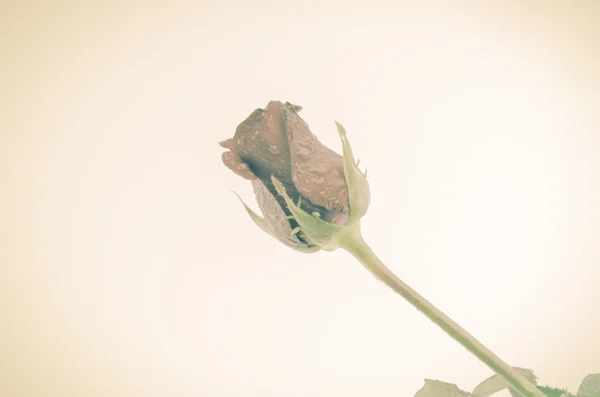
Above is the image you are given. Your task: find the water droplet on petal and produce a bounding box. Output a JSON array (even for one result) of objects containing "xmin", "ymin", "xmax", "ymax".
[
  {"xmin": 333, "ymin": 177, "xmax": 346, "ymax": 186},
  {"xmin": 298, "ymin": 187, "xmax": 311, "ymax": 197},
  {"xmin": 313, "ymin": 176, "xmax": 325, "ymax": 186},
  {"xmin": 269, "ymin": 145, "xmax": 280, "ymax": 154},
  {"xmin": 314, "ymin": 163, "xmax": 329, "ymax": 174},
  {"xmin": 298, "ymin": 147, "xmax": 311, "ymax": 159}
]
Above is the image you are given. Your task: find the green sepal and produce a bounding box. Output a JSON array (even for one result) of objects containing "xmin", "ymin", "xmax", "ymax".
[
  {"xmin": 335, "ymin": 121, "xmax": 370, "ymax": 225},
  {"xmin": 231, "ymin": 191, "xmax": 321, "ymax": 253},
  {"xmin": 271, "ymin": 176, "xmax": 346, "ymax": 251},
  {"xmin": 231, "ymin": 191, "xmax": 274, "ymax": 238}
]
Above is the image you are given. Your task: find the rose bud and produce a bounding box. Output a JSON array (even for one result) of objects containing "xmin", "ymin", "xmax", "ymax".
[
  {"xmin": 219, "ymin": 103, "xmax": 548, "ymax": 397},
  {"xmin": 220, "ymin": 100, "xmax": 370, "ymax": 252}
]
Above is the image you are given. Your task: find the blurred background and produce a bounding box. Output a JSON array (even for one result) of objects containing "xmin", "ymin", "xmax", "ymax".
[{"xmin": 1, "ymin": 1, "xmax": 599, "ymax": 396}]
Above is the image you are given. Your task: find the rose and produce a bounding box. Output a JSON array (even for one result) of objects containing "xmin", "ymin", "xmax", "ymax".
[
  {"xmin": 219, "ymin": 100, "xmax": 369, "ymax": 252},
  {"xmin": 219, "ymin": 102, "xmax": 549, "ymax": 397}
]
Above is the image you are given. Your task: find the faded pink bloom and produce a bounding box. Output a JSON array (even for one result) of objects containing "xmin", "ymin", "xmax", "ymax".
[{"xmin": 220, "ymin": 100, "xmax": 350, "ymax": 248}]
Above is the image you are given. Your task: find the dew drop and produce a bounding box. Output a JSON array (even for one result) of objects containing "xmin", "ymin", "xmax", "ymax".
[
  {"xmin": 312, "ymin": 176, "xmax": 326, "ymax": 186},
  {"xmin": 298, "ymin": 187, "xmax": 311, "ymax": 197},
  {"xmin": 297, "ymin": 147, "xmax": 311, "ymax": 159},
  {"xmin": 269, "ymin": 145, "xmax": 280, "ymax": 154},
  {"xmin": 314, "ymin": 163, "xmax": 329, "ymax": 174}
]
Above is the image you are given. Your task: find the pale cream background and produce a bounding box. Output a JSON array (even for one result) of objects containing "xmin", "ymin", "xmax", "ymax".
[{"xmin": 1, "ymin": 1, "xmax": 599, "ymax": 397}]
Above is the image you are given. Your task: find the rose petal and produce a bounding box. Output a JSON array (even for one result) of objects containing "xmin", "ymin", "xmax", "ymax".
[
  {"xmin": 219, "ymin": 138, "xmax": 234, "ymax": 150},
  {"xmin": 221, "ymin": 151, "xmax": 257, "ymax": 180},
  {"xmin": 252, "ymin": 178, "xmax": 314, "ymax": 248},
  {"xmin": 284, "ymin": 104, "xmax": 350, "ymax": 218}
]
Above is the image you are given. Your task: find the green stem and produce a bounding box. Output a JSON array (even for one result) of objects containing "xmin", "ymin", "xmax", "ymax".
[{"xmin": 340, "ymin": 228, "xmax": 545, "ymax": 397}]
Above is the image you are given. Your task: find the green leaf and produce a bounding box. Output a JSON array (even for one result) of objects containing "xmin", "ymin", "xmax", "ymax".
[
  {"xmin": 413, "ymin": 368, "xmax": 557, "ymax": 397},
  {"xmin": 231, "ymin": 190, "xmax": 276, "ymax": 238},
  {"xmin": 411, "ymin": 370, "xmax": 590, "ymax": 397},
  {"xmin": 473, "ymin": 367, "xmax": 537, "ymax": 397},
  {"xmin": 577, "ymin": 374, "xmax": 600, "ymax": 397},
  {"xmin": 414, "ymin": 379, "xmax": 474, "ymax": 397},
  {"xmin": 538, "ymin": 386, "xmax": 575, "ymax": 397},
  {"xmin": 335, "ymin": 121, "xmax": 370, "ymax": 225}
]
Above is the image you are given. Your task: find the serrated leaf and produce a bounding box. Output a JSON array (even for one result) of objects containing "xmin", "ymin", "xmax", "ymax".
[
  {"xmin": 538, "ymin": 386, "xmax": 575, "ymax": 397},
  {"xmin": 335, "ymin": 121, "xmax": 370, "ymax": 225},
  {"xmin": 414, "ymin": 379, "xmax": 474, "ymax": 397},
  {"xmin": 472, "ymin": 367, "xmax": 537, "ymax": 397},
  {"xmin": 577, "ymin": 374, "xmax": 600, "ymax": 397}
]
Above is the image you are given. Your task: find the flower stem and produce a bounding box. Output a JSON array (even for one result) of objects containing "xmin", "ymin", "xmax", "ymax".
[{"xmin": 339, "ymin": 228, "xmax": 545, "ymax": 397}]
